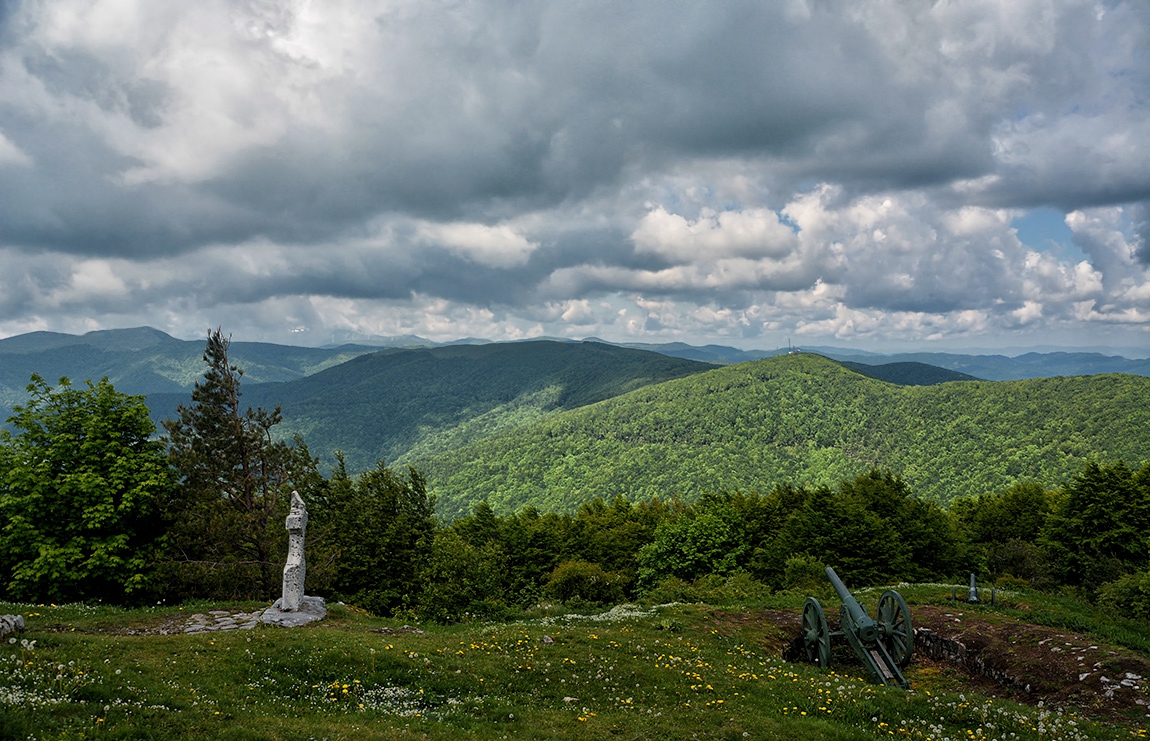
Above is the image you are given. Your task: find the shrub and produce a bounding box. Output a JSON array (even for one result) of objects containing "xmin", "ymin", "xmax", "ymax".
[
  {"xmin": 781, "ymin": 554, "xmax": 829, "ymax": 593},
  {"xmin": 1097, "ymin": 570, "xmax": 1150, "ymax": 623},
  {"xmin": 641, "ymin": 571, "xmax": 770, "ymax": 606},
  {"xmin": 546, "ymin": 560, "xmax": 628, "ymax": 606}
]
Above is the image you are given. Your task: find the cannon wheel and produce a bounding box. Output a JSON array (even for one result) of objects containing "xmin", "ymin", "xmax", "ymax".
[
  {"xmin": 802, "ymin": 597, "xmax": 831, "ymax": 668},
  {"xmin": 877, "ymin": 590, "xmax": 913, "ymax": 667}
]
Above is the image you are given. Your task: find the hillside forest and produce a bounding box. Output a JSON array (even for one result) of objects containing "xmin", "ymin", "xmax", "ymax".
[
  {"xmin": 0, "ymin": 331, "xmax": 1148, "ymax": 628},
  {"xmin": 422, "ymin": 353, "xmax": 1150, "ymax": 518}
]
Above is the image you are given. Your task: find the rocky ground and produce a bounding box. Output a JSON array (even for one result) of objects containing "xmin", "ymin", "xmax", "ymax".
[{"xmin": 910, "ymin": 604, "xmax": 1148, "ymax": 720}]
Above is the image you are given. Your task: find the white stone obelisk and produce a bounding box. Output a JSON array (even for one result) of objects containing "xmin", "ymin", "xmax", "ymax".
[{"xmin": 281, "ymin": 491, "xmax": 308, "ymax": 612}]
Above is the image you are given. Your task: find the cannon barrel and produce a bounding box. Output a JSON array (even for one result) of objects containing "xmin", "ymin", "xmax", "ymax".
[{"xmin": 825, "ymin": 567, "xmax": 879, "ymax": 643}]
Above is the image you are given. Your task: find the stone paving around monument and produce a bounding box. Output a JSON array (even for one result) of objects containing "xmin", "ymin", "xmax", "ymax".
[{"xmin": 182, "ymin": 609, "xmax": 264, "ymax": 634}]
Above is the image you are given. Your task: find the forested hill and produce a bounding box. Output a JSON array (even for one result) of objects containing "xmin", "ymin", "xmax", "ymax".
[
  {"xmin": 419, "ymin": 353, "xmax": 1150, "ymax": 519},
  {"xmin": 170, "ymin": 340, "xmax": 715, "ymax": 473}
]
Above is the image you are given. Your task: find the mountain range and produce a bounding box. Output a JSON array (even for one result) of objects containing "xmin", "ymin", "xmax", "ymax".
[
  {"xmin": 1, "ymin": 327, "xmax": 1146, "ymax": 515},
  {"xmin": 146, "ymin": 340, "xmax": 713, "ymax": 473}
]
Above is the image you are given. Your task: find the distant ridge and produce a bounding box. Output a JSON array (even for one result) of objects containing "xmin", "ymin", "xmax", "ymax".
[
  {"xmin": 608, "ymin": 340, "xmax": 1150, "ymax": 379},
  {"xmin": 824, "ymin": 350, "xmax": 1150, "ymax": 380},
  {"xmin": 0, "ymin": 326, "xmax": 182, "ymax": 354},
  {"xmin": 841, "ymin": 360, "xmax": 980, "ymax": 385},
  {"xmin": 617, "ymin": 341, "xmax": 776, "ymax": 365},
  {"xmin": 0, "ymin": 327, "xmax": 382, "ymax": 420},
  {"xmin": 2, "ymin": 327, "xmax": 1146, "ymax": 488}
]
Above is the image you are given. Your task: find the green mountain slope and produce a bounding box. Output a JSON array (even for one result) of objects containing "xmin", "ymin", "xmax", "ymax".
[
  {"xmin": 153, "ymin": 340, "xmax": 715, "ymax": 473},
  {"xmin": 420, "ymin": 353, "xmax": 1150, "ymax": 518}
]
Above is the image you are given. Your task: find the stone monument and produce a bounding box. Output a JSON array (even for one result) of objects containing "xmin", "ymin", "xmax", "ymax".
[
  {"xmin": 281, "ymin": 490, "xmax": 308, "ymax": 611},
  {"xmin": 261, "ymin": 491, "xmax": 327, "ymax": 627}
]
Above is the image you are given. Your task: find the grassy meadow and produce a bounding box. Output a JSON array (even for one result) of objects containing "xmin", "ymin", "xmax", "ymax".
[{"xmin": 4, "ymin": 586, "xmax": 1148, "ymax": 740}]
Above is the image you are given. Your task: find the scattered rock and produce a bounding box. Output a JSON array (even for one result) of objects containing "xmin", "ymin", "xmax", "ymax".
[
  {"xmin": 371, "ymin": 625, "xmax": 426, "ymax": 636},
  {"xmin": 909, "ymin": 604, "xmax": 1150, "ymax": 721},
  {"xmin": 0, "ymin": 614, "xmax": 25, "ymax": 640}
]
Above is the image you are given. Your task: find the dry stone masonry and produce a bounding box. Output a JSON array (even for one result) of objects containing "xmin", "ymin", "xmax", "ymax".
[{"xmin": 182, "ymin": 609, "xmax": 264, "ymax": 635}]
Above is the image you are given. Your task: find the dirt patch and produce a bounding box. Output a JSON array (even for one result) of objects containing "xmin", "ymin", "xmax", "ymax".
[
  {"xmin": 911, "ymin": 605, "xmax": 1149, "ymax": 721},
  {"xmin": 702, "ymin": 609, "xmax": 802, "ymax": 655},
  {"xmin": 708, "ymin": 605, "xmax": 1150, "ymax": 723}
]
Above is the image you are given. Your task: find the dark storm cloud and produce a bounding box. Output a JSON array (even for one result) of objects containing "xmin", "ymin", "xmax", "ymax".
[
  {"xmin": 0, "ymin": 0, "xmax": 1146, "ymax": 346},
  {"xmin": 0, "ymin": 1, "xmax": 1023, "ymax": 254},
  {"xmin": 1133, "ymin": 203, "xmax": 1150, "ymax": 266}
]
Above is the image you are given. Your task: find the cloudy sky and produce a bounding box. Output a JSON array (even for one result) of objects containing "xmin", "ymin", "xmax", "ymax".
[{"xmin": 0, "ymin": 0, "xmax": 1147, "ymax": 353}]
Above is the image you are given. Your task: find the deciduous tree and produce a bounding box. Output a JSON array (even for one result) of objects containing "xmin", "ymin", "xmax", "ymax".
[{"xmin": 0, "ymin": 375, "xmax": 171, "ymax": 603}]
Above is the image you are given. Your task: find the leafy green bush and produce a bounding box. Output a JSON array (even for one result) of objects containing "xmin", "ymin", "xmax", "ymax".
[
  {"xmin": 1097, "ymin": 569, "xmax": 1150, "ymax": 622},
  {"xmin": 641, "ymin": 571, "xmax": 771, "ymax": 606},
  {"xmin": 984, "ymin": 539, "xmax": 1050, "ymax": 586},
  {"xmin": 636, "ymin": 511, "xmax": 746, "ymax": 590},
  {"xmin": 417, "ymin": 530, "xmax": 509, "ymax": 623},
  {"xmin": 546, "ymin": 560, "xmax": 628, "ymax": 606},
  {"xmin": 781, "ymin": 554, "xmax": 829, "ymax": 593}
]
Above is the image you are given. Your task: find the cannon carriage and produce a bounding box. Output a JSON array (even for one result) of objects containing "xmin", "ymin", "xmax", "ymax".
[{"xmin": 801, "ymin": 567, "xmax": 914, "ymax": 689}]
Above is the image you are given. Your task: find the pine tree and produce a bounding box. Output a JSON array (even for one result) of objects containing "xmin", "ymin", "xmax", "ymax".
[{"xmin": 162, "ymin": 329, "xmax": 319, "ymax": 600}]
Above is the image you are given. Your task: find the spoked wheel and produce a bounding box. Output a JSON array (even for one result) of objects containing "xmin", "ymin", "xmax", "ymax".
[
  {"xmin": 877, "ymin": 590, "xmax": 914, "ymax": 667},
  {"xmin": 802, "ymin": 597, "xmax": 831, "ymax": 668}
]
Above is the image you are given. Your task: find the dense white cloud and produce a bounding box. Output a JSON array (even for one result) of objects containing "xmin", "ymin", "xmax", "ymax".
[
  {"xmin": 631, "ymin": 207, "xmax": 798, "ymax": 262},
  {"xmin": 415, "ymin": 221, "xmax": 538, "ymax": 268},
  {"xmin": 0, "ymin": 0, "xmax": 1145, "ymax": 351}
]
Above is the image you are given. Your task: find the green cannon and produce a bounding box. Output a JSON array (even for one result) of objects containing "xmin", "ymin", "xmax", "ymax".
[{"xmin": 800, "ymin": 567, "xmax": 913, "ymax": 689}]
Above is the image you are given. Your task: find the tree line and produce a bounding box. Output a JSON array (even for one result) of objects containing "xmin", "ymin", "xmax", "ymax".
[{"xmin": 0, "ymin": 330, "xmax": 1148, "ymax": 625}]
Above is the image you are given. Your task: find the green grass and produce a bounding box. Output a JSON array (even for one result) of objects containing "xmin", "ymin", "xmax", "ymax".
[{"xmin": 2, "ymin": 598, "xmax": 1145, "ymax": 740}]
